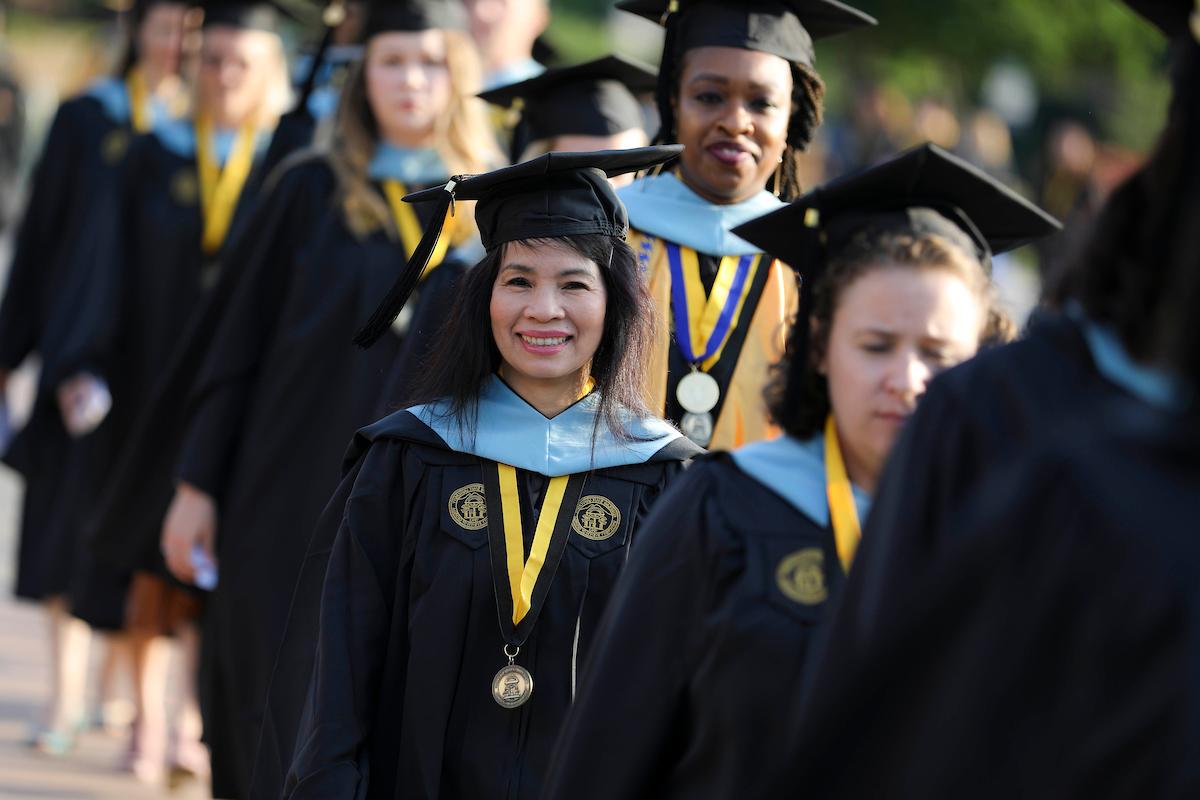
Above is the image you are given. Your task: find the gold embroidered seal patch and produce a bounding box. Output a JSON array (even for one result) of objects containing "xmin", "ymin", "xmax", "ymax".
[
  {"xmin": 776, "ymin": 548, "xmax": 828, "ymax": 606},
  {"xmin": 448, "ymin": 483, "xmax": 487, "ymax": 530},
  {"xmin": 101, "ymin": 130, "xmax": 130, "ymax": 165},
  {"xmin": 170, "ymin": 169, "xmax": 199, "ymax": 206},
  {"xmin": 571, "ymin": 495, "xmax": 621, "ymax": 541}
]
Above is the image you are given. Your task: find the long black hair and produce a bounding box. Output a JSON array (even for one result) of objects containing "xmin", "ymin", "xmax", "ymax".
[{"xmin": 408, "ymin": 233, "xmax": 658, "ymax": 441}]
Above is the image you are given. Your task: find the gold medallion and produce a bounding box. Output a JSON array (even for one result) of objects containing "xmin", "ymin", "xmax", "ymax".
[
  {"xmin": 101, "ymin": 130, "xmax": 130, "ymax": 165},
  {"xmin": 776, "ymin": 548, "xmax": 828, "ymax": 606},
  {"xmin": 171, "ymin": 169, "xmax": 199, "ymax": 206},
  {"xmin": 571, "ymin": 495, "xmax": 621, "ymax": 541},
  {"xmin": 448, "ymin": 483, "xmax": 487, "ymax": 530},
  {"xmin": 680, "ymin": 411, "xmax": 714, "ymax": 447},
  {"xmin": 492, "ymin": 663, "xmax": 534, "ymax": 709}
]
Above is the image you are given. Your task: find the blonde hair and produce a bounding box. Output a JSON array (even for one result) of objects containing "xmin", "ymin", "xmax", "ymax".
[
  {"xmin": 189, "ymin": 26, "xmax": 291, "ymax": 130},
  {"xmin": 330, "ymin": 28, "xmax": 501, "ymax": 238}
]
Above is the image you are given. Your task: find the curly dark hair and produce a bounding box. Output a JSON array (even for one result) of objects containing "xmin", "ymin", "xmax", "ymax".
[
  {"xmin": 652, "ymin": 43, "xmax": 826, "ymax": 202},
  {"xmin": 766, "ymin": 229, "xmax": 1009, "ymax": 440},
  {"xmin": 408, "ymin": 233, "xmax": 658, "ymax": 442}
]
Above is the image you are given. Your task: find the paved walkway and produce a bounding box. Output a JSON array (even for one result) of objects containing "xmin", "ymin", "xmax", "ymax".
[{"xmin": 0, "ymin": 366, "xmax": 208, "ymax": 799}]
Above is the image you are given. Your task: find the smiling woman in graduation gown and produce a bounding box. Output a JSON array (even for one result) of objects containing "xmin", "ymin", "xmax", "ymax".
[
  {"xmin": 151, "ymin": 2, "xmax": 500, "ymax": 794},
  {"xmin": 49, "ymin": 1, "xmax": 292, "ymax": 633},
  {"xmin": 612, "ymin": 0, "xmax": 874, "ymax": 449},
  {"xmin": 251, "ymin": 146, "xmax": 700, "ymax": 800},
  {"xmin": 541, "ymin": 144, "xmax": 1060, "ymax": 800}
]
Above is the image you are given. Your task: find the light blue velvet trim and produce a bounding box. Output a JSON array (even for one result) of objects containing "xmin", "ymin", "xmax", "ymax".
[
  {"xmin": 618, "ymin": 172, "xmax": 783, "ymax": 256},
  {"xmin": 368, "ymin": 143, "xmax": 449, "ymax": 185},
  {"xmin": 732, "ymin": 434, "xmax": 871, "ymax": 527},
  {"xmin": 408, "ymin": 375, "xmax": 682, "ymax": 476}
]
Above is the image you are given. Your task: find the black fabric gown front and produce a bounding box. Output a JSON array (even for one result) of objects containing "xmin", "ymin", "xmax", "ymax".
[
  {"xmin": 172, "ymin": 155, "xmax": 467, "ymax": 799},
  {"xmin": 828, "ymin": 309, "xmax": 1152, "ymax": 658},
  {"xmin": 51, "ymin": 126, "xmax": 271, "ymax": 629},
  {"xmin": 541, "ymin": 453, "xmax": 845, "ymax": 800},
  {"xmin": 252, "ymin": 410, "xmax": 697, "ymax": 800},
  {"xmin": 0, "ymin": 90, "xmax": 140, "ymax": 605},
  {"xmin": 773, "ymin": 399, "xmax": 1200, "ymax": 799}
]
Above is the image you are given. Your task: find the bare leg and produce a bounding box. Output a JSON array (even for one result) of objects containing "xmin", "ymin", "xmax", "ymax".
[
  {"xmin": 168, "ymin": 622, "xmax": 209, "ymax": 783},
  {"xmin": 126, "ymin": 631, "xmax": 170, "ymax": 784},
  {"xmin": 35, "ymin": 598, "xmax": 91, "ymax": 755},
  {"xmin": 95, "ymin": 634, "xmax": 135, "ymax": 735}
]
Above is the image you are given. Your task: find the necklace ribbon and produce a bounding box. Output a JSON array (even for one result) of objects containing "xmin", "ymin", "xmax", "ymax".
[
  {"xmin": 126, "ymin": 68, "xmax": 150, "ymax": 133},
  {"xmin": 195, "ymin": 117, "xmax": 259, "ymax": 254},
  {"xmin": 484, "ymin": 464, "xmax": 587, "ymax": 643},
  {"xmin": 382, "ymin": 179, "xmax": 456, "ymax": 281},
  {"xmin": 824, "ymin": 414, "xmax": 861, "ymax": 572},
  {"xmin": 665, "ymin": 241, "xmax": 760, "ymax": 371}
]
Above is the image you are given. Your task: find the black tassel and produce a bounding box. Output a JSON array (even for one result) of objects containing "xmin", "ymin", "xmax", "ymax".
[
  {"xmin": 651, "ymin": 3, "xmax": 680, "ymax": 146},
  {"xmin": 294, "ymin": 2, "xmax": 343, "ymax": 115},
  {"xmin": 353, "ymin": 186, "xmax": 455, "ymax": 348}
]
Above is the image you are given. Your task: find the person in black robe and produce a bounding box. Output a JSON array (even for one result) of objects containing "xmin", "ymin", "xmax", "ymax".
[
  {"xmin": 811, "ymin": 0, "xmax": 1196, "ymax": 667},
  {"xmin": 47, "ymin": 0, "xmax": 293, "ymax": 782},
  {"xmin": 539, "ymin": 144, "xmax": 1060, "ymax": 800},
  {"xmin": 768, "ymin": 8, "xmax": 1200, "ymax": 796},
  {"xmin": 0, "ymin": 0, "xmax": 189, "ymax": 754},
  {"xmin": 250, "ymin": 146, "xmax": 700, "ymax": 800},
  {"xmin": 149, "ymin": 2, "xmax": 500, "ymax": 794}
]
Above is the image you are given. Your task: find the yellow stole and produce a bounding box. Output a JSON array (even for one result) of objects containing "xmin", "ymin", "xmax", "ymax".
[
  {"xmin": 381, "ymin": 179, "xmax": 458, "ymax": 280},
  {"xmin": 195, "ymin": 117, "xmax": 259, "ymax": 254},
  {"xmin": 633, "ymin": 228, "xmax": 796, "ymax": 451}
]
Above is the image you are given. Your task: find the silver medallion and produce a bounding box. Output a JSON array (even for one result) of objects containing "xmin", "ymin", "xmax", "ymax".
[
  {"xmin": 681, "ymin": 411, "xmax": 714, "ymax": 447},
  {"xmin": 492, "ymin": 663, "xmax": 534, "ymax": 709},
  {"xmin": 676, "ymin": 371, "xmax": 720, "ymax": 414}
]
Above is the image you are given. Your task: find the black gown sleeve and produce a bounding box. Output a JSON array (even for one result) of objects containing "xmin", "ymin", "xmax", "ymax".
[
  {"xmin": 175, "ymin": 165, "xmax": 315, "ymax": 498},
  {"xmin": 278, "ymin": 439, "xmax": 414, "ymax": 799},
  {"xmin": 542, "ymin": 462, "xmax": 720, "ymax": 799},
  {"xmin": 0, "ymin": 100, "xmax": 86, "ymax": 369}
]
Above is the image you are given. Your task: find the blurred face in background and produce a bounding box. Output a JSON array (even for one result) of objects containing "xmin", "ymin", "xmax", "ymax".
[
  {"xmin": 196, "ymin": 24, "xmax": 284, "ymax": 127},
  {"xmin": 673, "ymin": 46, "xmax": 792, "ymax": 205},
  {"xmin": 365, "ymin": 29, "xmax": 452, "ymax": 147},
  {"xmin": 549, "ymin": 129, "xmax": 650, "ymax": 187},
  {"xmin": 136, "ymin": 2, "xmax": 189, "ymax": 79},
  {"xmin": 464, "ymin": 0, "xmax": 548, "ymax": 72}
]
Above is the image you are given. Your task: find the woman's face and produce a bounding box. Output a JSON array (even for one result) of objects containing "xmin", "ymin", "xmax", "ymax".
[
  {"xmin": 490, "ymin": 239, "xmax": 608, "ymax": 388},
  {"xmin": 365, "ymin": 30, "xmax": 452, "ymax": 148},
  {"xmin": 137, "ymin": 3, "xmax": 189, "ymax": 78},
  {"xmin": 197, "ymin": 25, "xmax": 281, "ymax": 126},
  {"xmin": 674, "ymin": 46, "xmax": 792, "ymax": 205},
  {"xmin": 821, "ymin": 266, "xmax": 985, "ymax": 489}
]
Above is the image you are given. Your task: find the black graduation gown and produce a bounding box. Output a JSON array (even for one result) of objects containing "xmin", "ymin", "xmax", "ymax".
[
  {"xmin": 172, "ymin": 156, "xmax": 468, "ymax": 799},
  {"xmin": 1, "ymin": 92, "xmax": 135, "ymax": 604},
  {"xmin": 252, "ymin": 410, "xmax": 698, "ymax": 800},
  {"xmin": 831, "ymin": 309, "xmax": 1145, "ymax": 655},
  {"xmin": 541, "ymin": 453, "xmax": 845, "ymax": 800},
  {"xmin": 775, "ymin": 400, "xmax": 1200, "ymax": 799},
  {"xmin": 50, "ymin": 127, "xmax": 270, "ymax": 628}
]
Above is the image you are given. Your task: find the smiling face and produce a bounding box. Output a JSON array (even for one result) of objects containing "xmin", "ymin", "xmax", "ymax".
[
  {"xmin": 673, "ymin": 46, "xmax": 793, "ymax": 205},
  {"xmin": 490, "ymin": 239, "xmax": 608, "ymax": 393},
  {"xmin": 821, "ymin": 265, "xmax": 985, "ymax": 490},
  {"xmin": 365, "ymin": 29, "xmax": 452, "ymax": 148}
]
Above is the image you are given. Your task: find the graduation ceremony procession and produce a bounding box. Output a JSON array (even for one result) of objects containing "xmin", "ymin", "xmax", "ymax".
[{"xmin": 0, "ymin": 0, "xmax": 1195, "ymax": 797}]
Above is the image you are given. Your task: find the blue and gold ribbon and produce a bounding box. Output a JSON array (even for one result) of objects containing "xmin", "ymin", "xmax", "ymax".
[{"xmin": 665, "ymin": 242, "xmax": 761, "ymax": 371}]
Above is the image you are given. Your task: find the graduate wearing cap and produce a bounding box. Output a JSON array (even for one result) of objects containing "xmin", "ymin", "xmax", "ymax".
[
  {"xmin": 0, "ymin": 0, "xmax": 190, "ymax": 758},
  {"xmin": 769, "ymin": 9, "xmax": 1200, "ymax": 796},
  {"xmin": 251, "ymin": 147, "xmax": 700, "ymax": 800},
  {"xmin": 105, "ymin": 1, "xmax": 498, "ymax": 793},
  {"xmin": 541, "ymin": 143, "xmax": 1059, "ymax": 800},
  {"xmin": 793, "ymin": 0, "xmax": 1199, "ymax": 708},
  {"xmin": 614, "ymin": 0, "xmax": 875, "ymax": 450},
  {"xmin": 480, "ymin": 53, "xmax": 655, "ymax": 173}
]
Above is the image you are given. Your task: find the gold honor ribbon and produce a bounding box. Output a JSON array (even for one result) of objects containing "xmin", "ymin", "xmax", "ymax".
[
  {"xmin": 824, "ymin": 414, "xmax": 861, "ymax": 572},
  {"xmin": 498, "ymin": 464, "xmax": 571, "ymax": 624},
  {"xmin": 126, "ymin": 68, "xmax": 151, "ymax": 133},
  {"xmin": 382, "ymin": 179, "xmax": 456, "ymax": 281},
  {"xmin": 675, "ymin": 246, "xmax": 761, "ymax": 371},
  {"xmin": 195, "ymin": 117, "xmax": 259, "ymax": 254}
]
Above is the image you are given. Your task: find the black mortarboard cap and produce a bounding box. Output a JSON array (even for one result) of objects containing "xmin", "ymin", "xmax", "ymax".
[
  {"xmin": 354, "ymin": 145, "xmax": 683, "ymax": 347},
  {"xmin": 479, "ymin": 54, "xmax": 657, "ymax": 161},
  {"xmin": 732, "ymin": 143, "xmax": 1060, "ymax": 372},
  {"xmin": 1122, "ymin": 0, "xmax": 1197, "ymax": 39},
  {"xmin": 361, "ymin": 0, "xmax": 467, "ymax": 39},
  {"xmin": 200, "ymin": 0, "xmax": 294, "ymax": 30},
  {"xmin": 617, "ymin": 0, "xmax": 876, "ymax": 68}
]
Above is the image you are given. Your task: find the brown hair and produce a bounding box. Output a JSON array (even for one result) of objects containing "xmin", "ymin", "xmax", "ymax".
[
  {"xmin": 766, "ymin": 229, "xmax": 1011, "ymax": 439},
  {"xmin": 329, "ymin": 29, "xmax": 501, "ymax": 238}
]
